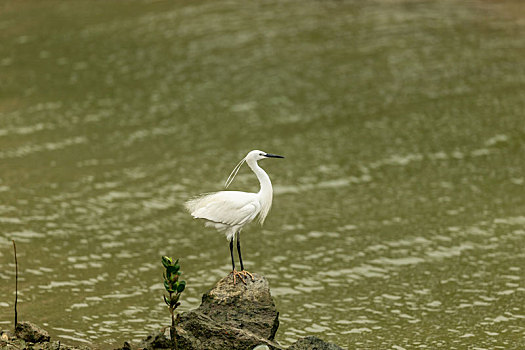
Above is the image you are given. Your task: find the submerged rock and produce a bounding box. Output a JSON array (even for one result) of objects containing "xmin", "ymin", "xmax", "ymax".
[
  {"xmin": 176, "ymin": 273, "xmax": 282, "ymax": 350},
  {"xmin": 288, "ymin": 336, "xmax": 344, "ymax": 350}
]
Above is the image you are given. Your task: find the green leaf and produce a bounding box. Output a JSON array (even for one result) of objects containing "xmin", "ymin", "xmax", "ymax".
[
  {"xmin": 163, "ymin": 295, "xmax": 170, "ymax": 306},
  {"xmin": 162, "ymin": 256, "xmax": 173, "ymax": 268},
  {"xmin": 166, "ymin": 265, "xmax": 179, "ymax": 276},
  {"xmin": 177, "ymin": 280, "xmax": 186, "ymax": 293}
]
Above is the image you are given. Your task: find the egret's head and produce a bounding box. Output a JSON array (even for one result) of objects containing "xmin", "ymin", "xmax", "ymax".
[
  {"xmin": 247, "ymin": 150, "xmax": 285, "ymax": 161},
  {"xmin": 225, "ymin": 150, "xmax": 284, "ymax": 188}
]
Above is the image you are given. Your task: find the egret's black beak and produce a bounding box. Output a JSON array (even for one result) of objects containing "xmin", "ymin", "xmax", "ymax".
[{"xmin": 265, "ymin": 153, "xmax": 284, "ymax": 159}]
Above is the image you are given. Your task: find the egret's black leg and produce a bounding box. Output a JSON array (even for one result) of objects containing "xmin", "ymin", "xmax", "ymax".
[
  {"xmin": 230, "ymin": 236, "xmax": 246, "ymax": 285},
  {"xmin": 236, "ymin": 234, "xmax": 245, "ymax": 271},
  {"xmin": 236, "ymin": 234, "xmax": 255, "ymax": 281},
  {"xmin": 229, "ymin": 239, "xmax": 235, "ymax": 271}
]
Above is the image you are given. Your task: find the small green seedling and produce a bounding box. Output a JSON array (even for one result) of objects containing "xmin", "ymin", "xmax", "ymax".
[{"xmin": 162, "ymin": 256, "xmax": 186, "ymax": 349}]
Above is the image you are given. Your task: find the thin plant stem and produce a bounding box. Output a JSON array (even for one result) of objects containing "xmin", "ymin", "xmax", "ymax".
[
  {"xmin": 12, "ymin": 240, "xmax": 18, "ymax": 328},
  {"xmin": 169, "ymin": 291, "xmax": 175, "ymax": 350}
]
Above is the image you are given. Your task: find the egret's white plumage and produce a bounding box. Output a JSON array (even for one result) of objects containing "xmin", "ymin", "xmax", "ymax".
[
  {"xmin": 185, "ymin": 149, "xmax": 284, "ymax": 283},
  {"xmin": 185, "ymin": 191, "xmax": 260, "ymax": 241},
  {"xmin": 185, "ymin": 150, "xmax": 283, "ymax": 242}
]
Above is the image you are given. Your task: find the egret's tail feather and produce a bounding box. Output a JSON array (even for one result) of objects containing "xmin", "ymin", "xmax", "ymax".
[
  {"xmin": 184, "ymin": 196, "xmax": 201, "ymax": 214},
  {"xmin": 185, "ymin": 192, "xmax": 241, "ymax": 241},
  {"xmin": 184, "ymin": 192, "xmax": 214, "ymax": 213}
]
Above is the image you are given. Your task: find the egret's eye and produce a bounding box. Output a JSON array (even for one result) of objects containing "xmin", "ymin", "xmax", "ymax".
[{"xmin": 259, "ymin": 153, "xmax": 264, "ymax": 156}]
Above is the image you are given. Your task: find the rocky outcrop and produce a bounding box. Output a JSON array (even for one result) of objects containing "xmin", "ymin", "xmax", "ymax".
[
  {"xmin": 142, "ymin": 273, "xmax": 282, "ymax": 350},
  {"xmin": 185, "ymin": 273, "xmax": 279, "ymax": 339}
]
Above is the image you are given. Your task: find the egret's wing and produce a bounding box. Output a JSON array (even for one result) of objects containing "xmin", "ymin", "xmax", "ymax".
[{"xmin": 185, "ymin": 191, "xmax": 260, "ymax": 227}]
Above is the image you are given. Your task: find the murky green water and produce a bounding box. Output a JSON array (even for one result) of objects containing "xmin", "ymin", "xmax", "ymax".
[{"xmin": 1, "ymin": 0, "xmax": 525, "ymax": 348}]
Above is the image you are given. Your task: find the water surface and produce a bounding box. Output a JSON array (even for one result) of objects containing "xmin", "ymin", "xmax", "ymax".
[{"xmin": 1, "ymin": 0, "xmax": 525, "ymax": 348}]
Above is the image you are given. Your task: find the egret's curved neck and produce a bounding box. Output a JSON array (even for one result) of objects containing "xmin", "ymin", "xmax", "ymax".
[
  {"xmin": 247, "ymin": 159, "xmax": 272, "ymax": 195},
  {"xmin": 247, "ymin": 158, "xmax": 273, "ymax": 223}
]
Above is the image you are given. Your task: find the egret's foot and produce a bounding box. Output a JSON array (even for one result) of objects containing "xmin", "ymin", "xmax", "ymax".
[
  {"xmin": 240, "ymin": 270, "xmax": 255, "ymax": 282},
  {"xmin": 230, "ymin": 269, "xmax": 247, "ymax": 285}
]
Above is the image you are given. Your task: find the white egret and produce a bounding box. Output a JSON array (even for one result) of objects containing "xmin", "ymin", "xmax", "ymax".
[{"xmin": 185, "ymin": 150, "xmax": 284, "ymax": 284}]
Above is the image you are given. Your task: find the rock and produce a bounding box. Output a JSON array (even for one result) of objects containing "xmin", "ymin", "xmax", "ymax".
[
  {"xmin": 288, "ymin": 336, "xmax": 344, "ymax": 350},
  {"xmin": 3, "ymin": 338, "xmax": 87, "ymax": 350},
  {"xmin": 3, "ymin": 324, "xmax": 89, "ymax": 350},
  {"xmin": 197, "ymin": 273, "xmax": 280, "ymax": 340},
  {"xmin": 176, "ymin": 273, "xmax": 282, "ymax": 350},
  {"xmin": 139, "ymin": 328, "xmax": 172, "ymax": 349},
  {"xmin": 115, "ymin": 340, "xmax": 133, "ymax": 350},
  {"xmin": 15, "ymin": 321, "xmax": 51, "ymax": 343}
]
